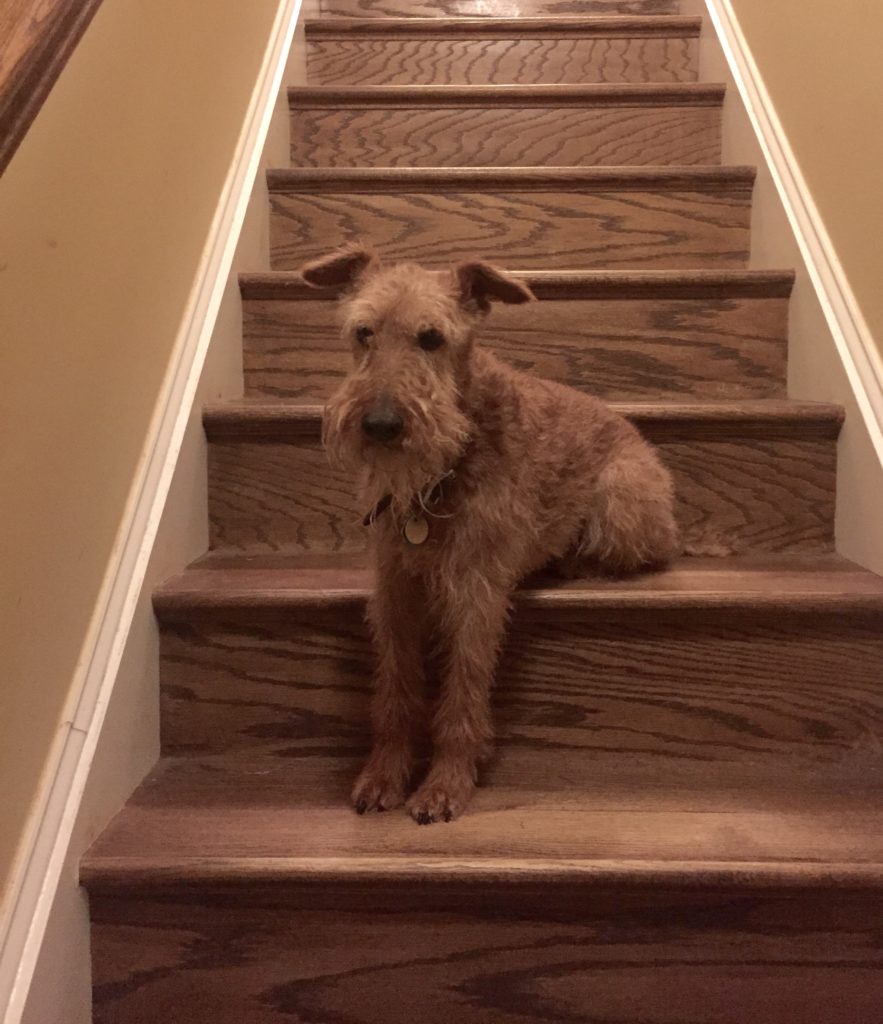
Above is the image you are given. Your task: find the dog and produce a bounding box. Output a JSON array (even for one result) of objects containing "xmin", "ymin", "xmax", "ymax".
[{"xmin": 301, "ymin": 244, "xmax": 680, "ymax": 824}]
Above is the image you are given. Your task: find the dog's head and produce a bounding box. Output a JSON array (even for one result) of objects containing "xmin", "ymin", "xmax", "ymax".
[{"xmin": 301, "ymin": 244, "xmax": 534, "ymax": 510}]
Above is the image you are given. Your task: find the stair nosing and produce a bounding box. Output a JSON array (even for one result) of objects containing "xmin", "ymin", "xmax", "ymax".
[
  {"xmin": 304, "ymin": 15, "xmax": 703, "ymax": 38},
  {"xmin": 202, "ymin": 399, "xmax": 845, "ymax": 443},
  {"xmin": 152, "ymin": 553, "xmax": 883, "ymax": 619},
  {"xmin": 240, "ymin": 268, "xmax": 795, "ymax": 301},
  {"xmin": 80, "ymin": 856, "xmax": 883, "ymax": 896},
  {"xmin": 288, "ymin": 82, "xmax": 727, "ymax": 108},
  {"xmin": 266, "ymin": 165, "xmax": 756, "ymax": 195}
]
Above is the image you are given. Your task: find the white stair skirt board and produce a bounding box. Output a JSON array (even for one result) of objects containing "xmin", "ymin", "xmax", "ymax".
[
  {"xmin": 681, "ymin": 0, "xmax": 883, "ymax": 572},
  {"xmin": 0, "ymin": 2, "xmax": 305, "ymax": 1022}
]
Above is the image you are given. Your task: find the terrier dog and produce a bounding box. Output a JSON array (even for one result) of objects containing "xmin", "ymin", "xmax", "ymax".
[{"xmin": 302, "ymin": 245, "xmax": 680, "ymax": 824}]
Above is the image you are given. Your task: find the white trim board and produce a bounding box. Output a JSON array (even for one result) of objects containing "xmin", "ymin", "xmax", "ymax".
[
  {"xmin": 682, "ymin": 0, "xmax": 883, "ymax": 572},
  {"xmin": 0, "ymin": 1, "xmax": 304, "ymax": 1019}
]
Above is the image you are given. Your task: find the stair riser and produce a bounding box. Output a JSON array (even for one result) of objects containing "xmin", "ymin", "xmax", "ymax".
[
  {"xmin": 206, "ymin": 434, "xmax": 836, "ymax": 556},
  {"xmin": 160, "ymin": 608, "xmax": 883, "ymax": 775},
  {"xmin": 319, "ymin": 1, "xmax": 682, "ymax": 16},
  {"xmin": 90, "ymin": 892, "xmax": 883, "ymax": 1024},
  {"xmin": 269, "ymin": 188, "xmax": 752, "ymax": 271},
  {"xmin": 290, "ymin": 101, "xmax": 722, "ymax": 167},
  {"xmin": 306, "ymin": 34, "xmax": 698, "ymax": 86},
  {"xmin": 243, "ymin": 293, "xmax": 787, "ymax": 401}
]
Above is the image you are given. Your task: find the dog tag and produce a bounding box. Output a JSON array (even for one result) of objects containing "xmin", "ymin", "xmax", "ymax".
[{"xmin": 402, "ymin": 513, "xmax": 430, "ymax": 546}]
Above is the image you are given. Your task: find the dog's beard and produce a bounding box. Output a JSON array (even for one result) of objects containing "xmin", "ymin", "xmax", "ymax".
[{"xmin": 324, "ymin": 380, "xmax": 470, "ymax": 517}]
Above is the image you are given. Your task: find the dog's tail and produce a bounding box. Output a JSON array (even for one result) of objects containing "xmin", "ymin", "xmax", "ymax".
[{"xmin": 681, "ymin": 526, "xmax": 736, "ymax": 558}]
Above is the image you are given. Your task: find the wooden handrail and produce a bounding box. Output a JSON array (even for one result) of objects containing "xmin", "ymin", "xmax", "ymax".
[{"xmin": 0, "ymin": 0, "xmax": 104, "ymax": 176}]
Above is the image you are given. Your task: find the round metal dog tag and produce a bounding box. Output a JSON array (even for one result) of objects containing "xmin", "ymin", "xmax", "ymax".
[{"xmin": 402, "ymin": 514, "xmax": 430, "ymax": 546}]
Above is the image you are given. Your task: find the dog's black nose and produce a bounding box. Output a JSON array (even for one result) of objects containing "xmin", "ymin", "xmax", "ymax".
[{"xmin": 361, "ymin": 399, "xmax": 404, "ymax": 443}]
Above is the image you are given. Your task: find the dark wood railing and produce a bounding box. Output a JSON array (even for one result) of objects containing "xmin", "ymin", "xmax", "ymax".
[{"xmin": 0, "ymin": 0, "xmax": 104, "ymax": 175}]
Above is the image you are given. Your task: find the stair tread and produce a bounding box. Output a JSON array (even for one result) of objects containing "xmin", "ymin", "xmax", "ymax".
[
  {"xmin": 305, "ymin": 15, "xmax": 702, "ymax": 35},
  {"xmin": 289, "ymin": 82, "xmax": 726, "ymax": 107},
  {"xmin": 267, "ymin": 164, "xmax": 755, "ymax": 193},
  {"xmin": 153, "ymin": 553, "xmax": 883, "ymax": 616},
  {"xmin": 82, "ymin": 753, "xmax": 883, "ymax": 892},
  {"xmin": 240, "ymin": 267, "xmax": 795, "ymax": 300}
]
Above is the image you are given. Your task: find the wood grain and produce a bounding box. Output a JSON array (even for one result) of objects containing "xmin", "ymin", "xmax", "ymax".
[
  {"xmin": 158, "ymin": 596, "xmax": 883, "ymax": 771},
  {"xmin": 204, "ymin": 400, "xmax": 842, "ymax": 442},
  {"xmin": 305, "ymin": 17, "xmax": 700, "ymax": 86},
  {"xmin": 307, "ymin": 17, "xmax": 702, "ymax": 36},
  {"xmin": 84, "ymin": 750, "xmax": 883, "ymax": 865},
  {"xmin": 306, "ymin": 36, "xmax": 697, "ymax": 87},
  {"xmin": 87, "ymin": 889, "xmax": 883, "ymax": 1024},
  {"xmin": 319, "ymin": 0, "xmax": 681, "ymax": 15},
  {"xmin": 79, "ymin": 0, "xmax": 883, "ymax": 1008},
  {"xmin": 241, "ymin": 275, "xmax": 788, "ymax": 401},
  {"xmin": 204, "ymin": 403, "xmax": 839, "ymax": 556},
  {"xmin": 268, "ymin": 168, "xmax": 754, "ymax": 271},
  {"xmin": 289, "ymin": 85, "xmax": 724, "ymax": 167},
  {"xmin": 242, "ymin": 268, "xmax": 795, "ymax": 301},
  {"xmin": 153, "ymin": 552, "xmax": 883, "ymax": 617},
  {"xmin": 0, "ymin": 0, "xmax": 104, "ymax": 175}
]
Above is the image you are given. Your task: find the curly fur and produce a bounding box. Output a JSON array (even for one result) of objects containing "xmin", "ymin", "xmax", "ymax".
[{"xmin": 302, "ymin": 246, "xmax": 680, "ymax": 824}]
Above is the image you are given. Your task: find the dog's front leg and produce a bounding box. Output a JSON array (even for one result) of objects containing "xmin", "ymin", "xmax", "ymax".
[
  {"xmin": 407, "ymin": 573, "xmax": 509, "ymax": 824},
  {"xmin": 352, "ymin": 569, "xmax": 427, "ymax": 814}
]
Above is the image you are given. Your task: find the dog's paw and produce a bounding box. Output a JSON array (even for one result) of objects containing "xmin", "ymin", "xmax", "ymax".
[
  {"xmin": 351, "ymin": 763, "xmax": 407, "ymax": 815},
  {"xmin": 406, "ymin": 777, "xmax": 473, "ymax": 825}
]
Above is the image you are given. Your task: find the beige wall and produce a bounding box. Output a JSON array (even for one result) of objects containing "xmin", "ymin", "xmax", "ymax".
[
  {"xmin": 730, "ymin": 0, "xmax": 883, "ymax": 353},
  {"xmin": 0, "ymin": 0, "xmax": 285, "ymax": 908}
]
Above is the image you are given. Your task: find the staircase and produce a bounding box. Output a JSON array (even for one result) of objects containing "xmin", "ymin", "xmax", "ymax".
[{"xmin": 82, "ymin": 3, "xmax": 883, "ymax": 1021}]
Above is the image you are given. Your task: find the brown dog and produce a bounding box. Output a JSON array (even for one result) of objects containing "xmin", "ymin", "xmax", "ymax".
[{"xmin": 302, "ymin": 245, "xmax": 680, "ymax": 824}]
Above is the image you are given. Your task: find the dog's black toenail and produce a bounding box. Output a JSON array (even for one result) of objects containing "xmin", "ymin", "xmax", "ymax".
[
  {"xmin": 416, "ymin": 811, "xmax": 433, "ymax": 825},
  {"xmin": 355, "ymin": 800, "xmax": 368, "ymax": 815},
  {"xmin": 443, "ymin": 809, "xmax": 453, "ymax": 822}
]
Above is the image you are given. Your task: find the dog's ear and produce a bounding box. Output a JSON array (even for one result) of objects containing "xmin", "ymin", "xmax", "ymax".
[
  {"xmin": 455, "ymin": 260, "xmax": 535, "ymax": 313},
  {"xmin": 301, "ymin": 244, "xmax": 378, "ymax": 289}
]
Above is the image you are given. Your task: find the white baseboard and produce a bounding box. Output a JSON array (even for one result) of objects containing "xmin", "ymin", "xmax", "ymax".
[
  {"xmin": 682, "ymin": 0, "xmax": 883, "ymax": 573},
  {"xmin": 0, "ymin": 2, "xmax": 304, "ymax": 1021}
]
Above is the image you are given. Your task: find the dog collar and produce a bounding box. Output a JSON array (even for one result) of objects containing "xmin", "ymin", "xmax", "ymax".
[
  {"xmin": 362, "ymin": 471, "xmax": 455, "ymax": 538},
  {"xmin": 362, "ymin": 494, "xmax": 392, "ymax": 527}
]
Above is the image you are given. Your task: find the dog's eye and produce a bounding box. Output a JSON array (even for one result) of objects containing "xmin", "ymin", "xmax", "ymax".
[
  {"xmin": 355, "ymin": 325, "xmax": 374, "ymax": 347},
  {"xmin": 417, "ymin": 328, "xmax": 444, "ymax": 352}
]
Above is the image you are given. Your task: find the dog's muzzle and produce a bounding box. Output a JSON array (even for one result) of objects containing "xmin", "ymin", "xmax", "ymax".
[{"xmin": 361, "ymin": 395, "xmax": 404, "ymax": 444}]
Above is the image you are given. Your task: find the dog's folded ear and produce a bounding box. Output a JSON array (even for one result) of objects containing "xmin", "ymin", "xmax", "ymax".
[
  {"xmin": 301, "ymin": 244, "xmax": 378, "ymax": 289},
  {"xmin": 455, "ymin": 260, "xmax": 536, "ymax": 312}
]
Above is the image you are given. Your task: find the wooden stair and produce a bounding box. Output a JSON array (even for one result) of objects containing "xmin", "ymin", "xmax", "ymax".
[
  {"xmin": 304, "ymin": 16, "xmax": 702, "ymax": 85},
  {"xmin": 150, "ymin": 552, "xmax": 883, "ymax": 768},
  {"xmin": 321, "ymin": 0, "xmax": 683, "ymax": 15},
  {"xmin": 203, "ymin": 399, "xmax": 840, "ymax": 557},
  {"xmin": 288, "ymin": 84, "xmax": 726, "ymax": 168},
  {"xmin": 85, "ymin": 743, "xmax": 883, "ymax": 1021},
  {"xmin": 242, "ymin": 268, "xmax": 791, "ymax": 400},
  {"xmin": 268, "ymin": 166, "xmax": 755, "ymax": 270},
  {"xmin": 82, "ymin": 1, "xmax": 883, "ymax": 1021}
]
